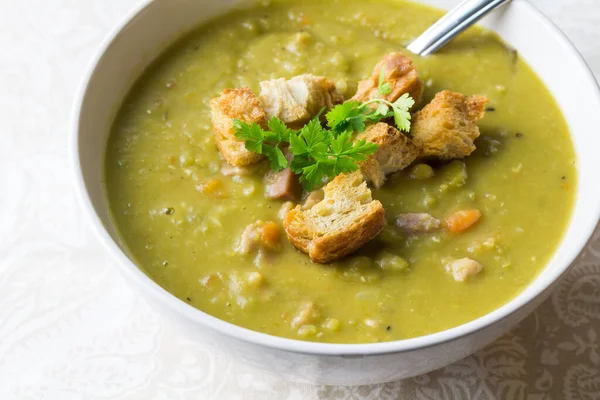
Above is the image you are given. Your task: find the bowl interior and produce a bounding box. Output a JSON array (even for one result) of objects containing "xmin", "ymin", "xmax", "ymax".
[{"xmin": 73, "ymin": 0, "xmax": 600, "ymax": 353}]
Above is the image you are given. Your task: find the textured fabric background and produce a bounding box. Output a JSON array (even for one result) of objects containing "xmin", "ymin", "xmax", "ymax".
[{"xmin": 1, "ymin": 0, "xmax": 600, "ymax": 399}]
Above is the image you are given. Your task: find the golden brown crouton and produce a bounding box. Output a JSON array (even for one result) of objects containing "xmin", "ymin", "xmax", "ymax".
[
  {"xmin": 445, "ymin": 258, "xmax": 483, "ymax": 282},
  {"xmin": 301, "ymin": 189, "xmax": 324, "ymax": 210},
  {"xmin": 259, "ymin": 74, "xmax": 343, "ymax": 128},
  {"xmin": 411, "ymin": 90, "xmax": 488, "ymax": 160},
  {"xmin": 210, "ymin": 88, "xmax": 266, "ymax": 166},
  {"xmin": 356, "ymin": 122, "xmax": 419, "ymax": 188},
  {"xmin": 351, "ymin": 52, "xmax": 424, "ymax": 105},
  {"xmin": 283, "ymin": 172, "xmax": 385, "ymax": 263}
]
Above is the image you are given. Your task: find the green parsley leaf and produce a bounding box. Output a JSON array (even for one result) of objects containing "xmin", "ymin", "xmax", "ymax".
[
  {"xmin": 264, "ymin": 146, "xmax": 289, "ymax": 171},
  {"xmin": 390, "ymin": 93, "xmax": 415, "ymax": 132},
  {"xmin": 298, "ymin": 162, "xmax": 327, "ymax": 192},
  {"xmin": 233, "ymin": 118, "xmax": 291, "ymax": 171},
  {"xmin": 296, "ymin": 118, "xmax": 329, "ymax": 158},
  {"xmin": 393, "ymin": 92, "xmax": 416, "ymax": 111},
  {"xmin": 266, "ymin": 117, "xmax": 293, "ymax": 142},
  {"xmin": 326, "ymin": 101, "xmax": 364, "ymax": 135},
  {"xmin": 233, "ymin": 119, "xmax": 267, "ymax": 154}
]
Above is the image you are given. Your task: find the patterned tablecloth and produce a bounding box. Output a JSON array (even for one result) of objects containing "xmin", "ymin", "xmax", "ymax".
[{"xmin": 2, "ymin": 0, "xmax": 600, "ymax": 399}]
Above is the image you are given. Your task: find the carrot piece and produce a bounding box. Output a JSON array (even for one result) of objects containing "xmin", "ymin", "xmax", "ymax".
[
  {"xmin": 445, "ymin": 209, "xmax": 481, "ymax": 234},
  {"xmin": 199, "ymin": 178, "xmax": 221, "ymax": 194},
  {"xmin": 261, "ymin": 222, "xmax": 282, "ymax": 250}
]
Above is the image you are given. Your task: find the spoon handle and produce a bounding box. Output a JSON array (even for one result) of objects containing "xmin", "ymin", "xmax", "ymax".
[{"xmin": 407, "ymin": 0, "xmax": 512, "ymax": 56}]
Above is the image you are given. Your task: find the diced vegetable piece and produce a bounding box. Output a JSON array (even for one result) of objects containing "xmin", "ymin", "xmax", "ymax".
[
  {"xmin": 378, "ymin": 226, "xmax": 404, "ymax": 245},
  {"xmin": 297, "ymin": 324, "xmax": 317, "ymax": 338},
  {"xmin": 246, "ymin": 271, "xmax": 264, "ymax": 287},
  {"xmin": 322, "ymin": 317, "xmax": 341, "ymax": 332},
  {"xmin": 237, "ymin": 220, "xmax": 282, "ymax": 254},
  {"xmin": 445, "ymin": 258, "xmax": 482, "ymax": 282},
  {"xmin": 375, "ymin": 250, "xmax": 409, "ymax": 272},
  {"xmin": 445, "ymin": 209, "xmax": 481, "ymax": 233},
  {"xmin": 338, "ymin": 256, "xmax": 381, "ymax": 283},
  {"xmin": 445, "ymin": 160, "xmax": 468, "ymax": 188},
  {"xmin": 291, "ymin": 302, "xmax": 320, "ymax": 328},
  {"xmin": 409, "ymin": 163, "xmax": 434, "ymax": 179},
  {"xmin": 261, "ymin": 222, "xmax": 282, "ymax": 250},
  {"xmin": 199, "ymin": 178, "xmax": 222, "ymax": 194}
]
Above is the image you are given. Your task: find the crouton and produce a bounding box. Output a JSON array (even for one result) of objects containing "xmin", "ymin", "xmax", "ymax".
[
  {"xmin": 356, "ymin": 122, "xmax": 419, "ymax": 188},
  {"xmin": 210, "ymin": 87, "xmax": 266, "ymax": 166},
  {"xmin": 301, "ymin": 189, "xmax": 324, "ymax": 210},
  {"xmin": 283, "ymin": 172, "xmax": 385, "ymax": 263},
  {"xmin": 351, "ymin": 52, "xmax": 424, "ymax": 105},
  {"xmin": 411, "ymin": 90, "xmax": 488, "ymax": 160},
  {"xmin": 445, "ymin": 258, "xmax": 483, "ymax": 282},
  {"xmin": 259, "ymin": 74, "xmax": 343, "ymax": 128}
]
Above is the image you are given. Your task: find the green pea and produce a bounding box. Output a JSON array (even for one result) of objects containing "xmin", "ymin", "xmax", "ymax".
[
  {"xmin": 322, "ymin": 317, "xmax": 341, "ymax": 332},
  {"xmin": 297, "ymin": 324, "xmax": 317, "ymax": 338},
  {"xmin": 376, "ymin": 251, "xmax": 409, "ymax": 273},
  {"xmin": 409, "ymin": 163, "xmax": 435, "ymax": 179}
]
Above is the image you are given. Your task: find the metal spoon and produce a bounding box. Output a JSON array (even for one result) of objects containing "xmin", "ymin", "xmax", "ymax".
[{"xmin": 407, "ymin": 0, "xmax": 512, "ymax": 56}]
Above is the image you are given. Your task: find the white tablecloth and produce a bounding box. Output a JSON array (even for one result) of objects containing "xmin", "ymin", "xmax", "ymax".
[{"xmin": 2, "ymin": 1, "xmax": 600, "ymax": 398}]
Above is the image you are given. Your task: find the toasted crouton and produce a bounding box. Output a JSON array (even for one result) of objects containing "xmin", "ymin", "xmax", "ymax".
[
  {"xmin": 283, "ymin": 172, "xmax": 385, "ymax": 263},
  {"xmin": 210, "ymin": 88, "xmax": 266, "ymax": 166},
  {"xmin": 357, "ymin": 122, "xmax": 419, "ymax": 188},
  {"xmin": 351, "ymin": 52, "xmax": 424, "ymax": 105},
  {"xmin": 411, "ymin": 90, "xmax": 488, "ymax": 160},
  {"xmin": 259, "ymin": 74, "xmax": 343, "ymax": 128}
]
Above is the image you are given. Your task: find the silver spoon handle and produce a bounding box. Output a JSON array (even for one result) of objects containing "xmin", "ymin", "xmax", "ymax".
[{"xmin": 407, "ymin": 0, "xmax": 512, "ymax": 56}]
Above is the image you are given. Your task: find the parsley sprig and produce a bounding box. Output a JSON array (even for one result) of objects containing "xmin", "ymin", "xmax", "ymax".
[
  {"xmin": 289, "ymin": 119, "xmax": 379, "ymax": 191},
  {"xmin": 233, "ymin": 69, "xmax": 414, "ymax": 191},
  {"xmin": 326, "ymin": 69, "xmax": 415, "ymax": 135}
]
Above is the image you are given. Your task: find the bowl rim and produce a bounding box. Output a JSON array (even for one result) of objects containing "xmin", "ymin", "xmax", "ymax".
[{"xmin": 71, "ymin": 0, "xmax": 600, "ymax": 356}]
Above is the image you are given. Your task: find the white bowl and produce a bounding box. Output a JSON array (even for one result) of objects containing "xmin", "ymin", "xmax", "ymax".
[{"xmin": 71, "ymin": 0, "xmax": 600, "ymax": 385}]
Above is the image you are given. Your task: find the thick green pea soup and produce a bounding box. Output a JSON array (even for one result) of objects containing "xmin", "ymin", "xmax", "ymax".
[{"xmin": 106, "ymin": 0, "xmax": 576, "ymax": 343}]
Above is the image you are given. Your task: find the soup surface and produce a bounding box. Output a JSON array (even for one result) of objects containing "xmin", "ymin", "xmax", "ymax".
[{"xmin": 106, "ymin": 0, "xmax": 576, "ymax": 343}]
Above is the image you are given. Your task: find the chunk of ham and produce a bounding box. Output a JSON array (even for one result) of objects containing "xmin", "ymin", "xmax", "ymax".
[
  {"xmin": 445, "ymin": 258, "xmax": 482, "ymax": 282},
  {"xmin": 264, "ymin": 168, "xmax": 302, "ymax": 201},
  {"xmin": 396, "ymin": 213, "xmax": 441, "ymax": 234}
]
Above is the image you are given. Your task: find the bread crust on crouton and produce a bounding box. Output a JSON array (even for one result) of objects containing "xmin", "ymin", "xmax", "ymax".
[
  {"xmin": 210, "ymin": 87, "xmax": 266, "ymax": 166},
  {"xmin": 259, "ymin": 74, "xmax": 343, "ymax": 129},
  {"xmin": 357, "ymin": 122, "xmax": 419, "ymax": 188},
  {"xmin": 411, "ymin": 90, "xmax": 488, "ymax": 160},
  {"xmin": 283, "ymin": 172, "xmax": 385, "ymax": 263},
  {"xmin": 351, "ymin": 52, "xmax": 424, "ymax": 105}
]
